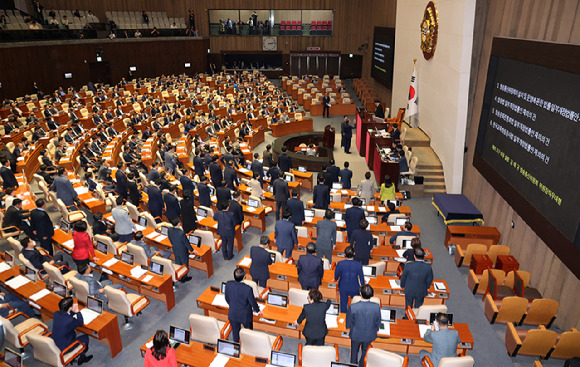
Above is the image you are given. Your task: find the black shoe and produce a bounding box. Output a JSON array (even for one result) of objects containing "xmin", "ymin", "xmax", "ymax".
[
  {"xmin": 345, "ymin": 152, "xmax": 351, "ymax": 154},
  {"xmin": 99, "ymin": 273, "xmax": 109, "ymax": 282},
  {"xmin": 78, "ymin": 354, "xmax": 93, "ymax": 365},
  {"xmin": 179, "ymin": 275, "xmax": 192, "ymax": 283}
]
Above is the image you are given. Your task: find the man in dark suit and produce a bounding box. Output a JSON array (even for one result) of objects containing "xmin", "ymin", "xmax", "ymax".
[
  {"xmin": 0, "ymin": 159, "xmax": 18, "ymax": 189},
  {"xmin": 228, "ymin": 191, "xmax": 244, "ymax": 228},
  {"xmin": 214, "ymin": 201, "xmax": 236, "ymax": 260},
  {"xmin": 209, "ymin": 155, "xmax": 223, "ymax": 188},
  {"xmin": 274, "ymin": 209, "xmax": 298, "ymax": 258},
  {"xmin": 322, "ymin": 93, "xmax": 331, "ymax": 118},
  {"xmin": 250, "ymin": 153, "xmax": 264, "ymax": 186},
  {"xmin": 334, "ymin": 246, "xmax": 365, "ymax": 313},
  {"xmin": 419, "ymin": 313, "xmax": 461, "ymax": 366},
  {"xmin": 126, "ymin": 172, "xmax": 141, "ymax": 206},
  {"xmin": 262, "ymin": 144, "xmax": 274, "ymax": 168},
  {"xmin": 400, "ymin": 248, "xmax": 433, "ymax": 309},
  {"xmin": 193, "ymin": 149, "xmax": 205, "ymax": 178},
  {"xmin": 216, "ymin": 180, "xmax": 231, "ymax": 206},
  {"xmin": 3, "ymin": 200, "xmax": 33, "ymax": 239},
  {"xmin": 224, "ymin": 160, "xmax": 239, "ymax": 190},
  {"xmin": 51, "ymin": 297, "xmax": 93, "ymax": 365},
  {"xmin": 294, "ymin": 289, "xmax": 331, "ymax": 345},
  {"xmin": 167, "ymin": 218, "xmax": 194, "ymax": 282},
  {"xmin": 286, "ymin": 190, "xmax": 304, "ymax": 226},
  {"xmin": 272, "ymin": 175, "xmax": 289, "ymax": 221},
  {"xmin": 30, "ymin": 199, "xmax": 54, "ymax": 255},
  {"xmin": 316, "ymin": 210, "xmax": 337, "ymax": 261},
  {"xmin": 179, "ymin": 172, "xmax": 196, "ymax": 197},
  {"xmin": 342, "ymin": 117, "xmax": 355, "ymax": 154},
  {"xmin": 374, "ymin": 100, "xmax": 384, "ymax": 119},
  {"xmin": 389, "ymin": 221, "xmax": 418, "ymax": 244},
  {"xmin": 197, "ymin": 176, "xmax": 212, "ymax": 208},
  {"xmin": 250, "ymin": 236, "xmax": 273, "ymax": 288},
  {"xmin": 115, "ymin": 162, "xmax": 128, "ymax": 199},
  {"xmin": 327, "ymin": 159, "xmax": 340, "ymax": 183},
  {"xmin": 351, "ymin": 219, "xmax": 374, "ymax": 265},
  {"xmin": 146, "ymin": 180, "xmax": 164, "ymax": 221},
  {"xmin": 313, "ymin": 175, "xmax": 330, "ymax": 210},
  {"xmin": 147, "ymin": 162, "xmax": 161, "ymax": 182},
  {"xmin": 347, "ymin": 284, "xmax": 381, "ymax": 367},
  {"xmin": 346, "ymin": 197, "xmax": 366, "ymax": 242},
  {"xmin": 163, "ymin": 185, "xmax": 181, "ymax": 222},
  {"xmin": 225, "ymin": 267, "xmax": 262, "ymax": 343},
  {"xmin": 268, "ymin": 161, "xmax": 281, "ymax": 181},
  {"xmin": 20, "ymin": 236, "xmax": 69, "ymax": 272},
  {"xmin": 277, "ymin": 146, "xmax": 292, "ymax": 173},
  {"xmin": 296, "ymin": 242, "xmax": 324, "ymax": 290},
  {"xmin": 339, "ymin": 161, "xmax": 353, "ymax": 189}
]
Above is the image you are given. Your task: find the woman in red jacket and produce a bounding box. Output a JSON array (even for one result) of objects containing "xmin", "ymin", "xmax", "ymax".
[
  {"xmin": 144, "ymin": 330, "xmax": 177, "ymax": 367},
  {"xmin": 72, "ymin": 220, "xmax": 94, "ymax": 269}
]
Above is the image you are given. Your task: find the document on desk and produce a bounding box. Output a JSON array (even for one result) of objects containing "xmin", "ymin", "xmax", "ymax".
[
  {"xmin": 344, "ymin": 204, "xmax": 352, "ymax": 209},
  {"xmin": 0, "ymin": 262, "xmax": 12, "ymax": 273},
  {"xmin": 79, "ymin": 309, "xmax": 100, "ymax": 325},
  {"xmin": 209, "ymin": 354, "xmax": 230, "ymax": 367},
  {"xmin": 378, "ymin": 321, "xmax": 391, "ymax": 336},
  {"xmin": 30, "ymin": 289, "xmax": 51, "ymax": 301},
  {"xmin": 325, "ymin": 314, "xmax": 339, "ymax": 329},
  {"xmin": 5, "ymin": 275, "xmax": 31, "ymax": 289},
  {"xmin": 378, "ymin": 207, "xmax": 387, "ymax": 212},
  {"xmin": 63, "ymin": 239, "xmax": 75, "ymax": 250},
  {"xmin": 135, "ymin": 224, "xmax": 147, "ymax": 232},
  {"xmin": 419, "ymin": 324, "xmax": 430, "ymax": 338},
  {"xmin": 103, "ymin": 258, "xmax": 119, "ymax": 268},
  {"xmin": 389, "ymin": 279, "xmax": 402, "ymax": 289},
  {"xmin": 239, "ymin": 257, "xmax": 252, "ymax": 267},
  {"xmin": 142, "ymin": 275, "xmax": 154, "ymax": 283},
  {"xmin": 212, "ymin": 294, "xmax": 229, "ymax": 308},
  {"xmin": 239, "ymin": 168, "xmax": 250, "ymax": 173},
  {"xmin": 146, "ymin": 232, "xmax": 160, "ymax": 241},
  {"xmin": 245, "ymin": 206, "xmax": 256, "ymax": 213},
  {"xmin": 390, "ymin": 226, "xmax": 402, "ymax": 232},
  {"xmin": 434, "ymin": 282, "xmax": 447, "ymax": 292},
  {"xmin": 131, "ymin": 266, "xmax": 147, "ymax": 279},
  {"xmin": 155, "ymin": 235, "xmax": 168, "ymax": 242},
  {"xmin": 395, "ymin": 249, "xmax": 406, "ymax": 257},
  {"xmin": 74, "ymin": 186, "xmax": 89, "ymax": 195},
  {"xmin": 84, "ymin": 197, "xmax": 98, "ymax": 203},
  {"xmin": 366, "ymin": 206, "xmax": 375, "ymax": 212}
]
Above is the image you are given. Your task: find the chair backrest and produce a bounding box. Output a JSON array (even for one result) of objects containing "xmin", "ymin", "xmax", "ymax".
[
  {"xmin": 387, "ymin": 213, "xmax": 406, "ymax": 224},
  {"xmin": 395, "ymin": 235, "xmax": 416, "ymax": 249},
  {"xmin": 313, "ymin": 209, "xmax": 325, "ymax": 218},
  {"xmin": 239, "ymin": 329, "xmax": 273, "ymax": 359},
  {"xmin": 368, "ymin": 261, "xmax": 386, "ymax": 276},
  {"xmin": 126, "ymin": 202, "xmax": 140, "ymax": 222},
  {"xmin": 366, "ymin": 348, "xmax": 406, "ymax": 367},
  {"xmin": 103, "ymin": 285, "xmax": 133, "ymax": 316},
  {"xmin": 497, "ymin": 296, "xmax": 529, "ymax": 324},
  {"xmin": 288, "ymin": 288, "xmax": 309, "ymax": 306},
  {"xmin": 242, "ymin": 279, "xmax": 260, "ymax": 298},
  {"xmin": 266, "ymin": 249, "xmax": 284, "ymax": 263},
  {"xmin": 198, "ymin": 205, "xmax": 214, "ymax": 217},
  {"xmin": 152, "ymin": 256, "xmax": 177, "ymax": 282},
  {"xmin": 351, "ymin": 296, "xmax": 381, "ymax": 306},
  {"xmin": 487, "ymin": 245, "xmax": 510, "ymax": 266},
  {"xmin": 127, "ymin": 243, "xmax": 149, "ymax": 267},
  {"xmin": 18, "ymin": 253, "xmax": 40, "ymax": 272},
  {"xmin": 68, "ymin": 276, "xmax": 89, "ymax": 305},
  {"xmin": 94, "ymin": 234, "xmax": 120, "ymax": 256},
  {"xmin": 188, "ymin": 314, "xmax": 221, "ymax": 344},
  {"xmin": 141, "ymin": 212, "xmax": 158, "ymax": 229},
  {"xmin": 26, "ymin": 333, "xmax": 64, "ymax": 367},
  {"xmin": 487, "ymin": 270, "xmax": 499, "ymax": 299},
  {"xmin": 408, "ymin": 156, "xmax": 419, "ymax": 173},
  {"xmin": 194, "ymin": 229, "xmax": 217, "ymax": 251},
  {"xmin": 519, "ymin": 327, "xmax": 558, "ymax": 356},
  {"xmin": 438, "ymin": 355, "xmax": 475, "ymax": 367},
  {"xmin": 296, "ymin": 226, "xmax": 309, "ymax": 238},
  {"xmin": 43, "ymin": 262, "xmax": 66, "ymax": 285},
  {"xmin": 550, "ymin": 328, "xmax": 580, "ymax": 359},
  {"xmin": 301, "ymin": 345, "xmax": 337, "ymax": 366},
  {"xmin": 322, "ymin": 258, "xmax": 331, "ymax": 270},
  {"xmin": 7, "ymin": 237, "xmax": 23, "ymax": 256},
  {"xmin": 524, "ymin": 299, "xmax": 559, "ymax": 326},
  {"xmin": 0, "ymin": 316, "xmax": 20, "ymax": 348},
  {"xmin": 464, "ymin": 244, "xmax": 488, "ymax": 265},
  {"xmin": 505, "ymin": 270, "xmax": 531, "ymax": 288},
  {"xmin": 414, "ymin": 304, "xmax": 448, "ymax": 320}
]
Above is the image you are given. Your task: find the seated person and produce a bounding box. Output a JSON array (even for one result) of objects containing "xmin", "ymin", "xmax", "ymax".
[
  {"xmin": 130, "ymin": 231, "xmax": 171, "ymax": 259},
  {"xmin": 380, "ymin": 202, "xmax": 400, "ymax": 223},
  {"xmin": 0, "ymin": 286, "xmax": 36, "ymax": 318},
  {"xmin": 20, "ymin": 237, "xmax": 71, "ymax": 272},
  {"xmin": 51, "ymin": 297, "xmax": 93, "ymax": 365},
  {"xmin": 305, "ymin": 144, "xmax": 317, "ymax": 157},
  {"xmin": 389, "ymin": 221, "xmax": 417, "ymax": 245},
  {"xmin": 75, "ymin": 264, "xmax": 123, "ymax": 301}
]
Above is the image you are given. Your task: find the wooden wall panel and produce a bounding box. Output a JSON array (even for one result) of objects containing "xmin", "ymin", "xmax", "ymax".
[{"xmin": 463, "ymin": 0, "xmax": 580, "ymax": 331}]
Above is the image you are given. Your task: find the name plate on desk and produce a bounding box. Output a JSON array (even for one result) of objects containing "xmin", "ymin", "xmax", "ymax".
[
  {"xmin": 380, "ymin": 256, "xmax": 390, "ymax": 261},
  {"xmin": 382, "ymin": 289, "xmax": 392, "ymax": 295},
  {"xmin": 401, "ymin": 339, "xmax": 413, "ymax": 345},
  {"xmin": 203, "ymin": 343, "xmax": 216, "ymax": 352},
  {"xmin": 277, "ymin": 275, "xmax": 286, "ymax": 281},
  {"xmin": 297, "ymin": 246, "xmax": 305, "ymax": 252},
  {"xmin": 287, "ymin": 323, "xmax": 298, "ymax": 329},
  {"xmin": 337, "ymin": 253, "xmax": 345, "ymax": 257},
  {"xmin": 341, "ymin": 332, "xmax": 350, "ymax": 337},
  {"xmin": 259, "ymin": 317, "xmax": 276, "ymax": 324},
  {"xmin": 439, "ymin": 293, "xmax": 448, "ymax": 299},
  {"xmin": 460, "ymin": 342, "xmax": 472, "ymax": 349},
  {"xmin": 255, "ymin": 357, "xmax": 268, "ymax": 364},
  {"xmin": 327, "ymin": 283, "xmax": 336, "ymax": 289}
]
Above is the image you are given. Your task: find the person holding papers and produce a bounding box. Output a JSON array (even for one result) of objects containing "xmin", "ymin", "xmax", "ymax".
[
  {"xmin": 51, "ymin": 297, "xmax": 93, "ymax": 365},
  {"xmin": 249, "ymin": 236, "xmax": 273, "ymax": 288},
  {"xmin": 400, "ymin": 248, "xmax": 433, "ymax": 309},
  {"xmin": 76, "ymin": 264, "xmax": 123, "ymax": 301},
  {"xmin": 346, "ymin": 284, "xmax": 381, "ymax": 367},
  {"xmin": 144, "ymin": 330, "xmax": 177, "ymax": 367},
  {"xmin": 334, "ymin": 246, "xmax": 365, "ymax": 313},
  {"xmin": 225, "ymin": 267, "xmax": 263, "ymax": 343},
  {"xmin": 294, "ymin": 289, "xmax": 331, "ymax": 345},
  {"xmin": 419, "ymin": 313, "xmax": 461, "ymax": 366}
]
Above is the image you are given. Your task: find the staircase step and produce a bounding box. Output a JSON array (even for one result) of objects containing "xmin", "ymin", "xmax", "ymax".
[
  {"xmin": 425, "ymin": 188, "xmax": 447, "ymax": 194},
  {"xmin": 418, "ymin": 168, "xmax": 444, "ymax": 174},
  {"xmin": 422, "ymin": 175, "xmax": 445, "ymax": 183}
]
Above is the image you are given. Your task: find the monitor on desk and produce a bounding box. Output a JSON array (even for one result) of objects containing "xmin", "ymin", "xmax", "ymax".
[
  {"xmin": 25, "ymin": 266, "xmax": 36, "ymax": 282},
  {"xmin": 332, "ymin": 183, "xmax": 342, "ymax": 190},
  {"xmin": 169, "ymin": 325, "xmax": 190, "ymax": 347},
  {"xmin": 386, "ymin": 199, "xmax": 401, "ymax": 208},
  {"xmin": 188, "ymin": 234, "xmax": 202, "ymax": 247},
  {"xmin": 267, "ymin": 293, "xmax": 288, "ymax": 308},
  {"xmin": 304, "ymin": 209, "xmax": 314, "ymax": 218},
  {"xmin": 381, "ymin": 309, "xmax": 396, "ymax": 322},
  {"xmin": 87, "ymin": 296, "xmax": 103, "ymax": 314},
  {"xmin": 209, "ymin": 187, "xmax": 215, "ymax": 196},
  {"xmin": 362, "ymin": 265, "xmax": 377, "ymax": 277},
  {"xmin": 395, "ymin": 218, "xmax": 408, "ymax": 226},
  {"xmin": 270, "ymin": 351, "xmax": 297, "ymax": 367},
  {"xmin": 221, "ymin": 281, "xmax": 227, "ymax": 294},
  {"xmin": 4, "ymin": 250, "xmax": 14, "ymax": 267},
  {"xmin": 138, "ymin": 216, "xmax": 147, "ymax": 227},
  {"xmin": 326, "ymin": 303, "xmax": 339, "ymax": 316},
  {"xmin": 160, "ymin": 226, "xmax": 169, "ymax": 236},
  {"xmin": 430, "ymin": 313, "xmax": 453, "ymax": 327},
  {"xmin": 197, "ymin": 207, "xmax": 208, "ymax": 218},
  {"xmin": 270, "ymin": 252, "xmax": 277, "ymax": 263},
  {"xmin": 298, "ymin": 166, "xmax": 306, "ymax": 173},
  {"xmin": 360, "ymin": 198, "xmax": 367, "ymax": 205},
  {"xmin": 53, "ymin": 281, "xmax": 68, "ymax": 298},
  {"xmin": 149, "ymin": 261, "xmax": 164, "ymax": 275},
  {"xmin": 217, "ymin": 339, "xmax": 240, "ymax": 358},
  {"xmin": 268, "ymin": 186, "xmax": 274, "ymax": 193},
  {"xmin": 246, "ymin": 162, "xmax": 252, "ymax": 170},
  {"xmin": 3, "ymin": 348, "xmax": 22, "ymax": 367},
  {"xmin": 248, "ymin": 198, "xmax": 259, "ymax": 208},
  {"xmin": 284, "ymin": 174, "xmax": 293, "ymax": 182},
  {"xmin": 60, "ymin": 219, "xmax": 71, "ymax": 233},
  {"xmin": 334, "ymin": 212, "xmax": 343, "ymax": 221},
  {"xmin": 366, "ymin": 216, "xmax": 378, "ymax": 225},
  {"xmin": 121, "ymin": 251, "xmax": 134, "ymax": 265},
  {"xmin": 96, "ymin": 241, "xmax": 108, "ymax": 254},
  {"xmin": 402, "ymin": 239, "xmax": 413, "ymax": 249}
]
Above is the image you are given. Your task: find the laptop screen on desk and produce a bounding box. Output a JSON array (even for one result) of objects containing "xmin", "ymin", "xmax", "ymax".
[
  {"xmin": 53, "ymin": 281, "xmax": 68, "ymax": 298},
  {"xmin": 197, "ymin": 208, "xmax": 208, "ymax": 218},
  {"xmin": 217, "ymin": 339, "xmax": 240, "ymax": 358},
  {"xmin": 284, "ymin": 174, "xmax": 293, "ymax": 182},
  {"xmin": 169, "ymin": 325, "xmax": 190, "ymax": 345},
  {"xmin": 331, "ymin": 363, "xmax": 357, "ymax": 367},
  {"xmin": 25, "ymin": 266, "xmax": 36, "ymax": 282},
  {"xmin": 221, "ymin": 282, "xmax": 227, "ymax": 294},
  {"xmin": 188, "ymin": 234, "xmax": 201, "ymax": 247},
  {"xmin": 248, "ymin": 198, "xmax": 259, "ymax": 208},
  {"xmin": 326, "ymin": 303, "xmax": 339, "ymax": 316},
  {"xmin": 209, "ymin": 187, "xmax": 215, "ymax": 196},
  {"xmin": 267, "ymin": 293, "xmax": 288, "ymax": 307},
  {"xmin": 60, "ymin": 219, "xmax": 70, "ymax": 233},
  {"xmin": 87, "ymin": 296, "xmax": 103, "ymax": 314},
  {"xmin": 332, "ymin": 183, "xmax": 342, "ymax": 190},
  {"xmin": 138, "ymin": 216, "xmax": 147, "ymax": 227},
  {"xmin": 4, "ymin": 348, "xmax": 22, "ymax": 367},
  {"xmin": 366, "ymin": 216, "xmax": 378, "ymax": 225},
  {"xmin": 96, "ymin": 241, "xmax": 108, "ymax": 254},
  {"xmin": 381, "ymin": 309, "xmax": 396, "ymax": 322},
  {"xmin": 121, "ymin": 251, "xmax": 134, "ymax": 265},
  {"xmin": 271, "ymin": 351, "xmax": 296, "ymax": 367},
  {"xmin": 402, "ymin": 239, "xmax": 412, "ymax": 249},
  {"xmin": 149, "ymin": 261, "xmax": 164, "ymax": 275},
  {"xmin": 387, "ymin": 199, "xmax": 401, "ymax": 208},
  {"xmin": 362, "ymin": 265, "xmax": 377, "ymax": 277},
  {"xmin": 304, "ymin": 209, "xmax": 314, "ymax": 218},
  {"xmin": 160, "ymin": 226, "xmax": 169, "ymax": 236},
  {"xmin": 334, "ymin": 212, "xmax": 343, "ymax": 221},
  {"xmin": 396, "ymin": 218, "xmax": 407, "ymax": 226},
  {"xmin": 298, "ymin": 166, "xmax": 306, "ymax": 173}
]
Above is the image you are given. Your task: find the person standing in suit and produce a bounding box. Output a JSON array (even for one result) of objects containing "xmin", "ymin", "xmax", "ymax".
[
  {"xmin": 351, "ymin": 219, "xmax": 373, "ymax": 265},
  {"xmin": 225, "ymin": 267, "xmax": 263, "ymax": 343},
  {"xmin": 346, "ymin": 284, "xmax": 381, "ymax": 367},
  {"xmin": 180, "ymin": 190, "xmax": 198, "ymax": 234},
  {"xmin": 224, "ymin": 160, "xmax": 239, "ymax": 190},
  {"xmin": 419, "ymin": 313, "xmax": 461, "ymax": 366},
  {"xmin": 356, "ymin": 172, "xmax": 375, "ymax": 204},
  {"xmin": 51, "ymin": 297, "xmax": 93, "ymax": 365},
  {"xmin": 216, "ymin": 180, "xmax": 231, "ymax": 205},
  {"xmin": 249, "ymin": 173, "xmax": 263, "ymax": 197},
  {"xmin": 316, "ymin": 210, "xmax": 337, "ymax": 262},
  {"xmin": 0, "ymin": 159, "xmax": 18, "ymax": 189},
  {"xmin": 345, "ymin": 197, "xmax": 366, "ymax": 242},
  {"xmin": 30, "ymin": 199, "xmax": 54, "ymax": 255},
  {"xmin": 296, "ymin": 242, "xmax": 324, "ymax": 290},
  {"xmin": 294, "ymin": 289, "xmax": 331, "ymax": 345},
  {"xmin": 274, "ymin": 209, "xmax": 297, "ymax": 258},
  {"xmin": 228, "ymin": 191, "xmax": 244, "ymax": 227},
  {"xmin": 214, "ymin": 201, "xmax": 236, "ymax": 260},
  {"xmin": 268, "ymin": 161, "xmax": 281, "ymax": 181},
  {"xmin": 250, "ymin": 153, "xmax": 264, "ymax": 186},
  {"xmin": 163, "ymin": 185, "xmax": 181, "ymax": 223},
  {"xmin": 334, "ymin": 246, "xmax": 365, "ymax": 313},
  {"xmin": 401, "ymin": 248, "xmax": 433, "ymax": 309},
  {"xmin": 197, "ymin": 176, "xmax": 212, "ymax": 208},
  {"xmin": 193, "ymin": 149, "xmax": 206, "ymax": 178},
  {"xmin": 250, "ymin": 236, "xmax": 273, "ymax": 288},
  {"xmin": 339, "ymin": 162, "xmax": 353, "ymax": 189},
  {"xmin": 146, "ymin": 180, "xmax": 164, "ymax": 221},
  {"xmin": 326, "ymin": 160, "xmax": 340, "ymax": 183},
  {"xmin": 322, "ymin": 93, "xmax": 331, "ymax": 118},
  {"xmin": 342, "ymin": 116, "xmax": 355, "ymax": 154},
  {"xmin": 272, "ymin": 175, "xmax": 289, "ymax": 221},
  {"xmin": 179, "ymin": 171, "xmax": 196, "ymax": 197},
  {"xmin": 167, "ymin": 218, "xmax": 194, "ymax": 283},
  {"xmin": 115, "ymin": 162, "xmax": 128, "ymax": 199},
  {"xmin": 277, "ymin": 146, "xmax": 292, "ymax": 173},
  {"xmin": 313, "ymin": 175, "xmax": 330, "ymax": 209},
  {"xmin": 126, "ymin": 172, "xmax": 141, "ymax": 206},
  {"xmin": 262, "ymin": 144, "xmax": 274, "ymax": 168},
  {"xmin": 111, "ymin": 197, "xmax": 135, "ymax": 243},
  {"xmin": 285, "ymin": 190, "xmax": 304, "ymax": 226},
  {"xmin": 51, "ymin": 167, "xmax": 78, "ymax": 206},
  {"xmin": 209, "ymin": 155, "xmax": 223, "ymax": 188}
]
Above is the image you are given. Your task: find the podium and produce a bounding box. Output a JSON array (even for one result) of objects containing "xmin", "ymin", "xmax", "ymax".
[{"xmin": 323, "ymin": 125, "xmax": 335, "ymax": 150}]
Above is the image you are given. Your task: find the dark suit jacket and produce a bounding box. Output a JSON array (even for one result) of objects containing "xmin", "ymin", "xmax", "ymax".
[
  {"xmin": 197, "ymin": 182, "xmax": 212, "ymax": 208},
  {"xmin": 147, "ymin": 169, "xmax": 160, "ymax": 182},
  {"xmin": 277, "ymin": 153, "xmax": 292, "ymax": 173},
  {"xmin": 216, "ymin": 186, "xmax": 231, "ymax": 206},
  {"xmin": 346, "ymin": 300, "xmax": 381, "ymax": 342},
  {"xmin": 297, "ymin": 300, "xmax": 331, "ymax": 340},
  {"xmin": 209, "ymin": 162, "xmax": 223, "ymax": 186},
  {"xmin": 351, "ymin": 229, "xmax": 373, "ymax": 264},
  {"xmin": 250, "ymin": 160, "xmax": 264, "ymax": 181},
  {"xmin": 228, "ymin": 200, "xmax": 244, "ymax": 227},
  {"xmin": 339, "ymin": 169, "xmax": 353, "ymax": 189},
  {"xmin": 0, "ymin": 166, "xmax": 18, "ymax": 189},
  {"xmin": 51, "ymin": 311, "xmax": 84, "ymax": 351},
  {"xmin": 214, "ymin": 210, "xmax": 236, "ymax": 238},
  {"xmin": 168, "ymin": 227, "xmax": 193, "ymax": 265},
  {"xmin": 297, "ymin": 254, "xmax": 324, "ymax": 290},
  {"xmin": 92, "ymin": 220, "xmax": 108, "ymax": 236},
  {"xmin": 274, "ymin": 220, "xmax": 297, "ymax": 250},
  {"xmin": 374, "ymin": 104, "xmax": 385, "ymax": 118},
  {"xmin": 250, "ymin": 246, "xmax": 272, "ymax": 282},
  {"xmin": 345, "ymin": 206, "xmax": 366, "ymax": 236},
  {"xmin": 334, "ymin": 259, "xmax": 365, "ymax": 293},
  {"xmin": 163, "ymin": 193, "xmax": 181, "ymax": 220},
  {"xmin": 313, "ymin": 184, "xmax": 330, "ymax": 209},
  {"xmin": 146, "ymin": 185, "xmax": 164, "ymax": 218},
  {"xmin": 224, "ymin": 281, "xmax": 259, "ymax": 324},
  {"xmin": 115, "ymin": 170, "xmax": 128, "ymax": 197},
  {"xmin": 3, "ymin": 206, "xmax": 27, "ymax": 231},
  {"xmin": 272, "ymin": 178, "xmax": 289, "ymax": 202},
  {"xmin": 30, "ymin": 209, "xmax": 54, "ymax": 239},
  {"xmin": 224, "ymin": 166, "xmax": 238, "ymax": 190},
  {"xmin": 327, "ymin": 165, "xmax": 340, "ymax": 183},
  {"xmin": 22, "ymin": 248, "xmax": 50, "ymax": 270},
  {"xmin": 286, "ymin": 198, "xmax": 305, "ymax": 226},
  {"xmin": 180, "ymin": 198, "xmax": 197, "ymax": 234},
  {"xmin": 179, "ymin": 175, "xmax": 195, "ymax": 196},
  {"xmin": 400, "ymin": 261, "xmax": 434, "ymax": 299},
  {"xmin": 127, "ymin": 180, "xmax": 140, "ymax": 205},
  {"xmin": 268, "ymin": 166, "xmax": 281, "ymax": 181},
  {"xmin": 193, "ymin": 156, "xmax": 205, "ymax": 177}
]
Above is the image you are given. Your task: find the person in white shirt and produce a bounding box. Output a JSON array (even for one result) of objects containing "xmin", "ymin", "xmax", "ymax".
[{"xmin": 134, "ymin": 29, "xmax": 142, "ymax": 38}]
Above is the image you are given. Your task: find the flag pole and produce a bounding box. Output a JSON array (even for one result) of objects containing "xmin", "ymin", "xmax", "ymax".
[{"xmin": 409, "ymin": 58, "xmax": 417, "ymax": 128}]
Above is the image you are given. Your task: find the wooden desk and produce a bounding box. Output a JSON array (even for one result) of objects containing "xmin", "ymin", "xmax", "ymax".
[
  {"xmin": 16, "ymin": 144, "xmax": 42, "ymax": 181},
  {"xmin": 367, "ymin": 277, "xmax": 449, "ymax": 308},
  {"xmin": 53, "ymin": 229, "xmax": 177, "ymax": 311},
  {"xmin": 271, "ymin": 119, "xmax": 313, "ymax": 138},
  {"xmin": 310, "ymin": 103, "xmax": 356, "ymax": 116},
  {"xmin": 290, "ymin": 169, "xmax": 313, "ymax": 192},
  {"xmin": 0, "ymin": 262, "xmax": 122, "ymax": 358},
  {"xmin": 470, "ymin": 254, "xmax": 492, "ymax": 275},
  {"xmin": 366, "ymin": 131, "xmax": 392, "ymax": 170},
  {"xmin": 242, "ymin": 204, "xmax": 267, "ymax": 233},
  {"xmin": 444, "ymin": 226, "xmax": 502, "ymax": 250},
  {"xmin": 496, "ymin": 255, "xmax": 519, "ymax": 274},
  {"xmin": 373, "ymin": 150, "xmax": 400, "ymax": 190},
  {"xmin": 246, "ymin": 127, "xmax": 265, "ymax": 149}
]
